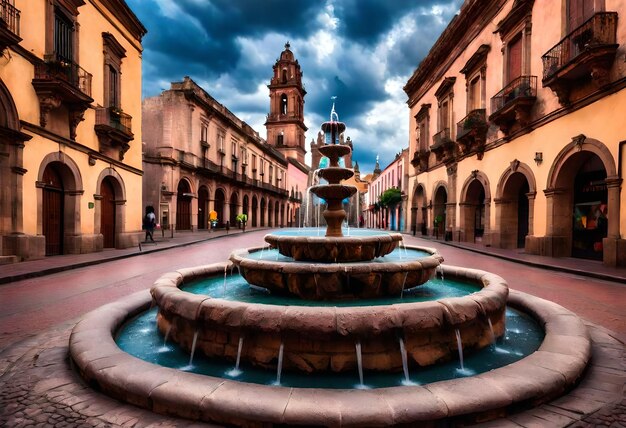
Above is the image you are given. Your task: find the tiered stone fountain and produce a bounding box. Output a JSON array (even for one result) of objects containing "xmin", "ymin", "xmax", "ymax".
[
  {"xmin": 152, "ymin": 108, "xmax": 506, "ymax": 373},
  {"xmin": 70, "ymin": 105, "xmax": 590, "ymax": 427}
]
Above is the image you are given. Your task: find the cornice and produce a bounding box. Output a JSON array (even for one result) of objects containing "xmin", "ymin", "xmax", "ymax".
[
  {"xmin": 95, "ymin": 0, "xmax": 147, "ymax": 41},
  {"xmin": 404, "ymin": 0, "xmax": 507, "ymax": 106}
]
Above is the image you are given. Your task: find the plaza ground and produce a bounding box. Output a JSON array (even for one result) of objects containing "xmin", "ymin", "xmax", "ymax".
[{"xmin": 0, "ymin": 228, "xmax": 624, "ymax": 426}]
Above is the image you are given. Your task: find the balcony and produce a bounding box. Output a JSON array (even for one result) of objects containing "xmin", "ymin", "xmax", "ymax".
[
  {"xmin": 32, "ymin": 53, "xmax": 93, "ymax": 138},
  {"xmin": 0, "ymin": 0, "xmax": 21, "ymax": 52},
  {"xmin": 489, "ymin": 75, "xmax": 537, "ymax": 134},
  {"xmin": 542, "ymin": 12, "xmax": 618, "ymax": 105},
  {"xmin": 456, "ymin": 109, "xmax": 487, "ymax": 158},
  {"xmin": 410, "ymin": 149, "xmax": 430, "ymax": 172},
  {"xmin": 430, "ymin": 128, "xmax": 455, "ymax": 163},
  {"xmin": 95, "ymin": 107, "xmax": 133, "ymax": 160}
]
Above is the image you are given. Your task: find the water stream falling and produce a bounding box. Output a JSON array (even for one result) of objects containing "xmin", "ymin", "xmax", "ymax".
[
  {"xmin": 399, "ymin": 272, "xmax": 408, "ymax": 299},
  {"xmin": 275, "ymin": 342, "xmax": 285, "ymax": 385},
  {"xmin": 226, "ymin": 336, "xmax": 244, "ymax": 377},
  {"xmin": 487, "ymin": 317, "xmax": 495, "ymax": 346},
  {"xmin": 222, "ymin": 266, "xmax": 228, "ymax": 297},
  {"xmin": 189, "ymin": 330, "xmax": 199, "ymax": 367},
  {"xmin": 398, "ymin": 337, "xmax": 411, "ymax": 384},
  {"xmin": 454, "ymin": 329, "xmax": 464, "ymax": 371},
  {"xmin": 163, "ymin": 325, "xmax": 172, "ymax": 347},
  {"xmin": 355, "ymin": 341, "xmax": 365, "ymax": 388}
]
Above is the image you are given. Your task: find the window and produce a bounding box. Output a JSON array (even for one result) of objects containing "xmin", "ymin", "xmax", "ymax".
[
  {"xmin": 468, "ymin": 75, "xmax": 481, "ymax": 111},
  {"xmin": 103, "ymin": 33, "xmax": 126, "ymax": 109},
  {"xmin": 414, "ymin": 103, "xmax": 430, "ymax": 153},
  {"xmin": 217, "ymin": 131, "xmax": 225, "ymax": 153},
  {"xmin": 568, "ymin": 0, "xmax": 594, "ymax": 31},
  {"xmin": 201, "ymin": 123, "xmax": 208, "ymax": 144},
  {"xmin": 507, "ymin": 34, "xmax": 523, "ymax": 83},
  {"xmin": 280, "ymin": 94, "xmax": 288, "ymax": 115},
  {"xmin": 54, "ymin": 8, "xmax": 74, "ymax": 62},
  {"xmin": 434, "ymin": 77, "xmax": 455, "ymax": 134}
]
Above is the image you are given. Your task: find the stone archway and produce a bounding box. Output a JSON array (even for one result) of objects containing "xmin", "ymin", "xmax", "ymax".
[
  {"xmin": 432, "ymin": 183, "xmax": 448, "ymax": 238},
  {"xmin": 214, "ymin": 188, "xmax": 226, "ymax": 228},
  {"xmin": 411, "ymin": 183, "xmax": 428, "ymax": 235},
  {"xmin": 495, "ymin": 161, "xmax": 536, "ymax": 249},
  {"xmin": 229, "ymin": 191, "xmax": 239, "ymax": 226},
  {"xmin": 95, "ymin": 168, "xmax": 126, "ymax": 249},
  {"xmin": 176, "ymin": 179, "xmax": 193, "ymax": 230},
  {"xmin": 37, "ymin": 153, "xmax": 83, "ymax": 255},
  {"xmin": 252, "ymin": 196, "xmax": 258, "ymax": 227},
  {"xmin": 544, "ymin": 136, "xmax": 618, "ymax": 262},
  {"xmin": 460, "ymin": 171, "xmax": 491, "ymax": 244},
  {"xmin": 198, "ymin": 186, "xmax": 209, "ymax": 230}
]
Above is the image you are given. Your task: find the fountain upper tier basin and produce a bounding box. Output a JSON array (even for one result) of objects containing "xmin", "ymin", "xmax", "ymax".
[
  {"xmin": 230, "ymin": 245, "xmax": 444, "ymax": 300},
  {"xmin": 265, "ymin": 230, "xmax": 405, "ymax": 262}
]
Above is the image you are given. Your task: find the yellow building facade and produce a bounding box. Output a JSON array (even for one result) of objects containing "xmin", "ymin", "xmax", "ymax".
[
  {"xmin": 0, "ymin": 0, "xmax": 146, "ymax": 262},
  {"xmin": 405, "ymin": 0, "xmax": 626, "ymax": 266}
]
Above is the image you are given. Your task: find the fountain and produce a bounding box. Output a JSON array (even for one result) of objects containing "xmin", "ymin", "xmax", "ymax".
[{"xmin": 70, "ymin": 104, "xmax": 591, "ymax": 426}]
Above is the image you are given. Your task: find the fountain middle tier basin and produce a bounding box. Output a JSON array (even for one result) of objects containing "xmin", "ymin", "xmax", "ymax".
[
  {"xmin": 151, "ymin": 262, "xmax": 508, "ymax": 374},
  {"xmin": 264, "ymin": 231, "xmax": 405, "ymax": 262},
  {"xmin": 230, "ymin": 245, "xmax": 444, "ymax": 299}
]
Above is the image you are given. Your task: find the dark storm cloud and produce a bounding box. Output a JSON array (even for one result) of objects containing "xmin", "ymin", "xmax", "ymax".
[
  {"xmin": 128, "ymin": 0, "xmax": 462, "ymax": 172},
  {"xmin": 334, "ymin": 0, "xmax": 423, "ymax": 43}
]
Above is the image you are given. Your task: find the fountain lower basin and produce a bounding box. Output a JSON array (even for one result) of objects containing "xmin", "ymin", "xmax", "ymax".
[{"xmin": 151, "ymin": 260, "xmax": 507, "ymax": 373}]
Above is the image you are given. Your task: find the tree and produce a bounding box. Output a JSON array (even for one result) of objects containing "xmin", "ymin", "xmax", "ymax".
[{"xmin": 378, "ymin": 187, "xmax": 402, "ymax": 208}]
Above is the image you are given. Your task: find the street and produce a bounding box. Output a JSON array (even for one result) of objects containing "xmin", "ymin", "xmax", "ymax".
[{"xmin": 0, "ymin": 230, "xmax": 624, "ymax": 350}]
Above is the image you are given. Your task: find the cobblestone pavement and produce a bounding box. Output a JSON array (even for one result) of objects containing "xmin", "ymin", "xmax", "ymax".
[{"xmin": 0, "ymin": 230, "xmax": 624, "ymax": 427}]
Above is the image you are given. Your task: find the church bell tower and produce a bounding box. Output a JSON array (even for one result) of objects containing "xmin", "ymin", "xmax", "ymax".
[{"xmin": 265, "ymin": 42, "xmax": 307, "ymax": 164}]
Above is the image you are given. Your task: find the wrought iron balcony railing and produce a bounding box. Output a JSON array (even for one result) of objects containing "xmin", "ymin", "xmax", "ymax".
[
  {"xmin": 456, "ymin": 109, "xmax": 487, "ymax": 141},
  {"xmin": 542, "ymin": 12, "xmax": 618, "ymax": 81},
  {"xmin": 35, "ymin": 53, "xmax": 92, "ymax": 97},
  {"xmin": 96, "ymin": 107, "xmax": 132, "ymax": 135},
  {"xmin": 0, "ymin": 0, "xmax": 20, "ymax": 36},
  {"xmin": 431, "ymin": 128, "xmax": 453, "ymax": 150},
  {"xmin": 491, "ymin": 75, "xmax": 537, "ymax": 114}
]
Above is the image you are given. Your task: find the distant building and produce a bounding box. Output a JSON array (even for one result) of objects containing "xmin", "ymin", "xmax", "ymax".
[
  {"xmin": 364, "ymin": 149, "xmax": 409, "ymax": 231},
  {"xmin": 405, "ymin": 0, "xmax": 625, "ymax": 266},
  {"xmin": 0, "ymin": 0, "xmax": 146, "ymax": 262},
  {"xmin": 142, "ymin": 45, "xmax": 309, "ymax": 231}
]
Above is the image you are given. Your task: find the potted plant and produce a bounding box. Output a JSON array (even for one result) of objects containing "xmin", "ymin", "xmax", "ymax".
[{"xmin": 236, "ymin": 213, "xmax": 248, "ymax": 232}]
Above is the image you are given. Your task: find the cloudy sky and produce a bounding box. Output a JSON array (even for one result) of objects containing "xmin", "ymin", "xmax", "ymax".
[{"xmin": 127, "ymin": 0, "xmax": 463, "ymax": 173}]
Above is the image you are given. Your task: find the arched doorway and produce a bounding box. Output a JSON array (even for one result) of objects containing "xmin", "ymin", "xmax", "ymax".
[
  {"xmin": 570, "ymin": 154, "xmax": 608, "ymax": 260},
  {"xmin": 268, "ymin": 200, "xmax": 273, "ymax": 227},
  {"xmin": 198, "ymin": 186, "xmax": 209, "ymax": 230},
  {"xmin": 176, "ymin": 180, "xmax": 192, "ymax": 230},
  {"xmin": 252, "ymin": 196, "xmax": 258, "ymax": 227},
  {"xmin": 412, "ymin": 185, "xmax": 427, "ymax": 235},
  {"xmin": 260, "ymin": 198, "xmax": 266, "ymax": 227},
  {"xmin": 433, "ymin": 186, "xmax": 447, "ymax": 238},
  {"xmin": 214, "ymin": 189, "xmax": 225, "ymax": 228},
  {"xmin": 100, "ymin": 176, "xmax": 116, "ymax": 248},
  {"xmin": 462, "ymin": 180, "xmax": 486, "ymax": 243},
  {"xmin": 42, "ymin": 164, "xmax": 64, "ymax": 255},
  {"xmin": 500, "ymin": 173, "xmax": 531, "ymax": 248},
  {"xmin": 229, "ymin": 192, "xmax": 239, "ymax": 225},
  {"xmin": 242, "ymin": 195, "xmax": 249, "ymax": 219}
]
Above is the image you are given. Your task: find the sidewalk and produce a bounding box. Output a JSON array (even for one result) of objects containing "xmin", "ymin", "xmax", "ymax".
[
  {"xmin": 1, "ymin": 228, "xmax": 625, "ymax": 286},
  {"xmin": 0, "ymin": 227, "xmax": 261, "ymax": 285},
  {"xmin": 406, "ymin": 233, "xmax": 626, "ymax": 284}
]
